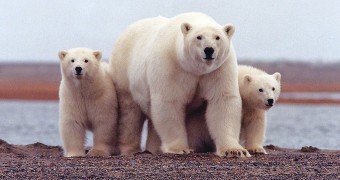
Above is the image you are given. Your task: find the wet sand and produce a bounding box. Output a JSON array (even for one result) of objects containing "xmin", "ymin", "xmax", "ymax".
[{"xmin": 0, "ymin": 139, "xmax": 339, "ymax": 179}]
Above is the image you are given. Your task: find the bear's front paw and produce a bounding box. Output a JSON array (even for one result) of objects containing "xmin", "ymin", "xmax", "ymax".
[
  {"xmin": 86, "ymin": 149, "xmax": 111, "ymax": 157},
  {"xmin": 163, "ymin": 147, "xmax": 193, "ymax": 154},
  {"xmin": 161, "ymin": 144, "xmax": 193, "ymax": 154},
  {"xmin": 247, "ymin": 146, "xmax": 267, "ymax": 155},
  {"xmin": 216, "ymin": 147, "xmax": 251, "ymax": 158}
]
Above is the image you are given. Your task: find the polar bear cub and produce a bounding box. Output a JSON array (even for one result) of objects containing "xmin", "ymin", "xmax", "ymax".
[
  {"xmin": 110, "ymin": 12, "xmax": 249, "ymax": 157},
  {"xmin": 58, "ymin": 47, "xmax": 118, "ymax": 157},
  {"xmin": 238, "ymin": 65, "xmax": 281, "ymax": 154}
]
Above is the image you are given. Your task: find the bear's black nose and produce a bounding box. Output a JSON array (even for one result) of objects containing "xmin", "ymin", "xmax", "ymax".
[
  {"xmin": 204, "ymin": 47, "xmax": 214, "ymax": 59},
  {"xmin": 267, "ymin": 99, "xmax": 274, "ymax": 106},
  {"xmin": 75, "ymin": 67, "xmax": 82, "ymax": 73}
]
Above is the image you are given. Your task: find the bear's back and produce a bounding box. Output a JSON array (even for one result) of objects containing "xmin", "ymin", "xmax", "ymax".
[{"xmin": 238, "ymin": 65, "xmax": 267, "ymax": 83}]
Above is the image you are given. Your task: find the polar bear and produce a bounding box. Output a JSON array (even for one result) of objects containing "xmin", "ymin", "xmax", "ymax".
[
  {"xmin": 110, "ymin": 12, "xmax": 249, "ymax": 157},
  {"xmin": 147, "ymin": 65, "xmax": 281, "ymax": 155},
  {"xmin": 58, "ymin": 48, "xmax": 118, "ymax": 157},
  {"xmin": 238, "ymin": 65, "xmax": 281, "ymax": 154}
]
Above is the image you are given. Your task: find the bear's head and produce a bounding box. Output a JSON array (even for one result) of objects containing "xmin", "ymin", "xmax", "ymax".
[
  {"xmin": 241, "ymin": 72, "xmax": 281, "ymax": 110},
  {"xmin": 58, "ymin": 48, "xmax": 102, "ymax": 80},
  {"xmin": 179, "ymin": 22, "xmax": 234, "ymax": 75}
]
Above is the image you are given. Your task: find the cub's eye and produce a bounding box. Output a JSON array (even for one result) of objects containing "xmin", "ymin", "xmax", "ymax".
[
  {"xmin": 216, "ymin": 36, "xmax": 220, "ymax": 40},
  {"xmin": 197, "ymin": 36, "xmax": 202, "ymax": 40},
  {"xmin": 259, "ymin": 88, "xmax": 263, "ymax": 92},
  {"xmin": 84, "ymin": 59, "xmax": 88, "ymax": 63},
  {"xmin": 272, "ymin": 87, "xmax": 275, "ymax": 91},
  {"xmin": 71, "ymin": 59, "xmax": 74, "ymax": 63}
]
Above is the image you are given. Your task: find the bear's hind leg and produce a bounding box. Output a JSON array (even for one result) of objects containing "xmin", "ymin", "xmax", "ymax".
[
  {"xmin": 145, "ymin": 120, "xmax": 162, "ymax": 154},
  {"xmin": 117, "ymin": 92, "xmax": 145, "ymax": 155}
]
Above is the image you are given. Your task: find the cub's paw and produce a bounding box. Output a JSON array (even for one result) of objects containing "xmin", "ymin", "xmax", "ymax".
[
  {"xmin": 86, "ymin": 149, "xmax": 110, "ymax": 157},
  {"xmin": 216, "ymin": 147, "xmax": 251, "ymax": 158},
  {"xmin": 247, "ymin": 146, "xmax": 267, "ymax": 155}
]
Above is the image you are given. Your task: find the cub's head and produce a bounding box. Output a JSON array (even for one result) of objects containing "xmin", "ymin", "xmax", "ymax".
[
  {"xmin": 180, "ymin": 22, "xmax": 234, "ymax": 75},
  {"xmin": 241, "ymin": 72, "xmax": 281, "ymax": 110},
  {"xmin": 58, "ymin": 48, "xmax": 102, "ymax": 80}
]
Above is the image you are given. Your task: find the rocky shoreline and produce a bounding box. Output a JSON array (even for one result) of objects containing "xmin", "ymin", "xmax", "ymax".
[{"xmin": 0, "ymin": 139, "xmax": 339, "ymax": 179}]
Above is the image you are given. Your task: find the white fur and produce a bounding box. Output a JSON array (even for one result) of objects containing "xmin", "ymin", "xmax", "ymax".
[
  {"xmin": 238, "ymin": 65, "xmax": 281, "ymax": 154},
  {"xmin": 110, "ymin": 12, "xmax": 248, "ymax": 157},
  {"xmin": 59, "ymin": 48, "xmax": 118, "ymax": 157},
  {"xmin": 146, "ymin": 65, "xmax": 281, "ymax": 155}
]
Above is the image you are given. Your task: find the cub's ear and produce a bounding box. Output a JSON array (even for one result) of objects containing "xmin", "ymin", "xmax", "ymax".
[
  {"xmin": 181, "ymin": 22, "xmax": 192, "ymax": 35},
  {"xmin": 58, "ymin": 50, "xmax": 68, "ymax": 61},
  {"xmin": 273, "ymin": 72, "xmax": 281, "ymax": 82},
  {"xmin": 244, "ymin": 75, "xmax": 252, "ymax": 83},
  {"xmin": 93, "ymin": 50, "xmax": 102, "ymax": 61},
  {"xmin": 224, "ymin": 24, "xmax": 235, "ymax": 38}
]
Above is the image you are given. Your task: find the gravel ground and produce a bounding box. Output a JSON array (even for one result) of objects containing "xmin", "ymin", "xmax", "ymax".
[{"xmin": 0, "ymin": 139, "xmax": 339, "ymax": 179}]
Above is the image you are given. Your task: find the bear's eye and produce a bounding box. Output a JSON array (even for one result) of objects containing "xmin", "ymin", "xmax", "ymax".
[
  {"xmin": 259, "ymin": 88, "xmax": 263, "ymax": 92},
  {"xmin": 216, "ymin": 36, "xmax": 220, "ymax": 40},
  {"xmin": 197, "ymin": 36, "xmax": 202, "ymax": 40},
  {"xmin": 71, "ymin": 59, "xmax": 74, "ymax": 63},
  {"xmin": 84, "ymin": 59, "xmax": 88, "ymax": 63},
  {"xmin": 272, "ymin": 87, "xmax": 275, "ymax": 91}
]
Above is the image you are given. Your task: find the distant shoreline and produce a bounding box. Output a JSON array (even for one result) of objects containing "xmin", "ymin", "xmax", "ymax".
[{"xmin": 1, "ymin": 62, "xmax": 339, "ymax": 103}]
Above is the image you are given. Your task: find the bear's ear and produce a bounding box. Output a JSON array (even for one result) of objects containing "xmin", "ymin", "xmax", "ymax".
[
  {"xmin": 181, "ymin": 22, "xmax": 192, "ymax": 35},
  {"xmin": 273, "ymin": 72, "xmax": 281, "ymax": 82},
  {"xmin": 93, "ymin": 50, "xmax": 102, "ymax": 61},
  {"xmin": 58, "ymin": 50, "xmax": 68, "ymax": 61},
  {"xmin": 223, "ymin": 24, "xmax": 235, "ymax": 38},
  {"xmin": 244, "ymin": 75, "xmax": 252, "ymax": 83}
]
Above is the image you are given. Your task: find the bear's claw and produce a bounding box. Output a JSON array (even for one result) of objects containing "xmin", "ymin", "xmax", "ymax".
[
  {"xmin": 163, "ymin": 148, "xmax": 193, "ymax": 154},
  {"xmin": 247, "ymin": 147, "xmax": 267, "ymax": 155},
  {"xmin": 216, "ymin": 148, "xmax": 251, "ymax": 158}
]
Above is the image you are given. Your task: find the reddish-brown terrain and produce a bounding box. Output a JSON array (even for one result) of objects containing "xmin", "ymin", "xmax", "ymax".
[{"xmin": 1, "ymin": 61, "xmax": 339, "ymax": 103}]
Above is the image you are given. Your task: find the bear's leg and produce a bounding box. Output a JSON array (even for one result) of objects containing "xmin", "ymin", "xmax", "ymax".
[
  {"xmin": 205, "ymin": 96, "xmax": 250, "ymax": 157},
  {"xmin": 243, "ymin": 113, "xmax": 267, "ymax": 154},
  {"xmin": 186, "ymin": 110, "xmax": 216, "ymax": 153},
  {"xmin": 87, "ymin": 113, "xmax": 117, "ymax": 157},
  {"xmin": 145, "ymin": 120, "xmax": 162, "ymax": 154},
  {"xmin": 151, "ymin": 100, "xmax": 191, "ymax": 154},
  {"xmin": 60, "ymin": 120, "xmax": 86, "ymax": 157},
  {"xmin": 117, "ymin": 92, "xmax": 145, "ymax": 155}
]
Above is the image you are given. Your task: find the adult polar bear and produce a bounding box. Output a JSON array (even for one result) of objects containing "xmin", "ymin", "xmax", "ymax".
[{"xmin": 110, "ymin": 12, "xmax": 250, "ymax": 157}]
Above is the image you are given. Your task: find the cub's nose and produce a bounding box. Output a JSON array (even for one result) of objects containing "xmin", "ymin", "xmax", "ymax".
[
  {"xmin": 204, "ymin": 47, "xmax": 214, "ymax": 59},
  {"xmin": 75, "ymin": 67, "xmax": 82, "ymax": 74},
  {"xmin": 267, "ymin": 99, "xmax": 274, "ymax": 106}
]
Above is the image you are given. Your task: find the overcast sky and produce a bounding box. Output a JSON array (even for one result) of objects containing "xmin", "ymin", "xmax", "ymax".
[{"xmin": 1, "ymin": 0, "xmax": 340, "ymax": 63}]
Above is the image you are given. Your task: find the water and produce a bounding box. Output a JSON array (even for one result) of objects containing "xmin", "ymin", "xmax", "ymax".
[
  {"xmin": 281, "ymin": 92, "xmax": 340, "ymax": 100},
  {"xmin": 266, "ymin": 104, "xmax": 340, "ymax": 149},
  {"xmin": 0, "ymin": 100, "xmax": 339, "ymax": 150}
]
